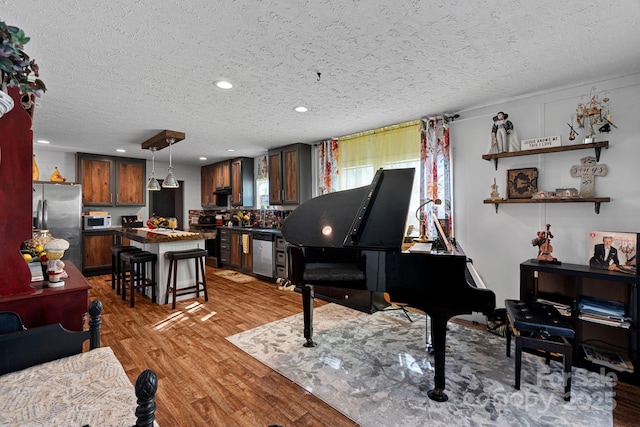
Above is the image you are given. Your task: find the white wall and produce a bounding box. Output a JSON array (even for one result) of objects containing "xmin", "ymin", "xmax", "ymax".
[{"xmin": 452, "ymin": 73, "xmax": 640, "ymax": 316}]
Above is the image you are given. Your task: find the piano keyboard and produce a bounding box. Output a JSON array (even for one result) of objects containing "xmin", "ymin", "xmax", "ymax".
[{"xmin": 465, "ymin": 260, "xmax": 487, "ymax": 289}]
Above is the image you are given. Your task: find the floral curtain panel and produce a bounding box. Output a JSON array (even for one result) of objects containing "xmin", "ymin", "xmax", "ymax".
[
  {"xmin": 318, "ymin": 138, "xmax": 339, "ymax": 195},
  {"xmin": 420, "ymin": 117, "xmax": 452, "ymax": 239}
]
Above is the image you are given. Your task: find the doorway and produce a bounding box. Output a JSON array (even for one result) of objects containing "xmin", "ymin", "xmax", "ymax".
[{"xmin": 149, "ymin": 180, "xmax": 184, "ymax": 227}]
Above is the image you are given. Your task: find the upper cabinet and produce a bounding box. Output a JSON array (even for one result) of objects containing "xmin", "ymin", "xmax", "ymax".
[
  {"xmin": 76, "ymin": 153, "xmax": 146, "ymax": 206},
  {"xmin": 201, "ymin": 161, "xmax": 230, "ymax": 208},
  {"xmin": 268, "ymin": 143, "xmax": 311, "ymax": 205},
  {"xmin": 231, "ymin": 157, "xmax": 254, "ymax": 207},
  {"xmin": 214, "ymin": 160, "xmax": 231, "ymax": 191}
]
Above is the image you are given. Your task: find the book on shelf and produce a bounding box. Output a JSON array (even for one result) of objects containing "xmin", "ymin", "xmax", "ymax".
[
  {"xmin": 582, "ymin": 344, "xmax": 634, "ymax": 373},
  {"xmin": 578, "ymin": 313, "xmax": 631, "ymax": 328},
  {"xmin": 578, "ymin": 295, "xmax": 626, "ymax": 318},
  {"xmin": 535, "ymin": 298, "xmax": 572, "ymax": 316}
]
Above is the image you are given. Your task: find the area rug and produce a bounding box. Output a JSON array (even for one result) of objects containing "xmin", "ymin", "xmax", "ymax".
[
  {"xmin": 227, "ymin": 303, "xmax": 614, "ymax": 427},
  {"xmin": 214, "ymin": 270, "xmax": 255, "ymax": 283}
]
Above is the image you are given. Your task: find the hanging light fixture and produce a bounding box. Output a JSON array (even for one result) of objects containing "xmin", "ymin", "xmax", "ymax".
[
  {"xmin": 146, "ymin": 147, "xmax": 161, "ymax": 191},
  {"xmin": 162, "ymin": 137, "xmax": 179, "ymax": 188}
]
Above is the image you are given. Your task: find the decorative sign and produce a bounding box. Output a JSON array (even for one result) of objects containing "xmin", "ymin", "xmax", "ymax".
[
  {"xmin": 570, "ymin": 156, "xmax": 607, "ymax": 198},
  {"xmin": 521, "ymin": 136, "xmax": 561, "ymax": 150}
]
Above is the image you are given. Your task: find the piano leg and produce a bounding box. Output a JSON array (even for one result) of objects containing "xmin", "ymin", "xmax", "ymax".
[
  {"xmin": 302, "ymin": 284, "xmax": 316, "ymax": 347},
  {"xmin": 427, "ymin": 315, "xmax": 449, "ymax": 402}
]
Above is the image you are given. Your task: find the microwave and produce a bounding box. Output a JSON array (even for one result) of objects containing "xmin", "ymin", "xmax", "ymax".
[{"xmin": 84, "ymin": 215, "xmax": 112, "ymax": 230}]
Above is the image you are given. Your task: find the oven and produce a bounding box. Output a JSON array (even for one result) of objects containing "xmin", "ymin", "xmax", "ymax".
[{"xmin": 195, "ymin": 216, "xmax": 219, "ymax": 267}]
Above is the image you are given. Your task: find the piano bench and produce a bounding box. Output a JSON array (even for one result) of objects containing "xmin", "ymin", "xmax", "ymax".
[
  {"xmin": 504, "ymin": 299, "xmax": 575, "ymax": 401},
  {"xmin": 303, "ymin": 263, "xmax": 366, "ymax": 282}
]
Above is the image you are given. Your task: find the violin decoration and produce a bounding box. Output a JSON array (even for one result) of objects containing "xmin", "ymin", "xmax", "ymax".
[{"xmin": 531, "ymin": 224, "xmax": 561, "ymax": 264}]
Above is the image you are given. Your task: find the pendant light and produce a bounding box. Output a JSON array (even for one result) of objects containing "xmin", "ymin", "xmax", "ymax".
[
  {"xmin": 162, "ymin": 137, "xmax": 179, "ymax": 188},
  {"xmin": 146, "ymin": 147, "xmax": 161, "ymax": 191}
]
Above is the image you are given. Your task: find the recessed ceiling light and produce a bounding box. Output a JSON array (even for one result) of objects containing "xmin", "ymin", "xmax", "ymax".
[
  {"xmin": 215, "ymin": 81, "xmax": 233, "ymax": 89},
  {"xmin": 295, "ymin": 106, "xmax": 308, "ymax": 113},
  {"xmin": 116, "ymin": 149, "xmax": 126, "ymax": 153},
  {"xmin": 36, "ymin": 139, "xmax": 50, "ymax": 144},
  {"xmin": 226, "ymin": 148, "xmax": 235, "ymax": 152},
  {"xmin": 199, "ymin": 157, "xmax": 207, "ymax": 161}
]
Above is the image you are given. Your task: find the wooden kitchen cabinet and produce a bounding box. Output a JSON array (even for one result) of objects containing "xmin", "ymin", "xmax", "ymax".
[
  {"xmin": 219, "ymin": 228, "xmax": 231, "ymax": 266},
  {"xmin": 201, "ymin": 164, "xmax": 226, "ymax": 208},
  {"xmin": 116, "ymin": 158, "xmax": 146, "ymax": 205},
  {"xmin": 77, "ymin": 155, "xmax": 111, "ymax": 205},
  {"xmin": 275, "ymin": 234, "xmax": 287, "ymax": 279},
  {"xmin": 76, "ymin": 153, "xmax": 146, "ymax": 207},
  {"xmin": 268, "ymin": 143, "xmax": 311, "ymax": 205},
  {"xmin": 229, "ymin": 229, "xmax": 253, "ymax": 273},
  {"xmin": 215, "ymin": 160, "xmax": 231, "ymax": 191},
  {"xmin": 231, "ymin": 157, "xmax": 254, "ymax": 207},
  {"xmin": 82, "ymin": 230, "xmax": 119, "ymax": 276}
]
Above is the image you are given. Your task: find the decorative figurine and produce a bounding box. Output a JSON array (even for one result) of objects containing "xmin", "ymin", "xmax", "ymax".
[
  {"xmin": 531, "ymin": 224, "xmax": 559, "ymax": 264},
  {"xmin": 488, "ymin": 111, "xmax": 520, "ymax": 154},
  {"xmin": 489, "ymin": 177, "xmax": 501, "ymax": 200},
  {"xmin": 49, "ymin": 166, "xmax": 66, "ymax": 183},
  {"xmin": 575, "ymin": 87, "xmax": 616, "ymax": 143},
  {"xmin": 43, "ymin": 238, "xmax": 70, "ymax": 287},
  {"xmin": 567, "ymin": 121, "xmax": 578, "ymax": 141}
]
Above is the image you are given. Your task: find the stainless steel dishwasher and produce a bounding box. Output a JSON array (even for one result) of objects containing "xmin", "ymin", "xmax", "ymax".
[{"xmin": 253, "ymin": 231, "xmax": 274, "ymax": 278}]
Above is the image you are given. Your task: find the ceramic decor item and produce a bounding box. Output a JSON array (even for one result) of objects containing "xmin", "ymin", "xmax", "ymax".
[{"xmin": 32, "ymin": 154, "xmax": 39, "ymax": 181}]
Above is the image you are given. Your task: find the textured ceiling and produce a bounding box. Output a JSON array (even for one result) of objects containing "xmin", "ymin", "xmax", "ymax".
[{"xmin": 4, "ymin": 0, "xmax": 640, "ymax": 165}]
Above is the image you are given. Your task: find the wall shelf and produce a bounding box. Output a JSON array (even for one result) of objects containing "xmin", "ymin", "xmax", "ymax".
[
  {"xmin": 483, "ymin": 197, "xmax": 610, "ymax": 214},
  {"xmin": 482, "ymin": 141, "xmax": 609, "ymax": 170}
]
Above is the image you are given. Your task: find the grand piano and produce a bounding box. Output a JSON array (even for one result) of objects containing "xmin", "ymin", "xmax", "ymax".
[{"xmin": 282, "ymin": 168, "xmax": 496, "ymax": 402}]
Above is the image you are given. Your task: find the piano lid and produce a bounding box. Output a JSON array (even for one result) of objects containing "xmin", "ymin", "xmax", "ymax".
[{"xmin": 282, "ymin": 168, "xmax": 415, "ymax": 250}]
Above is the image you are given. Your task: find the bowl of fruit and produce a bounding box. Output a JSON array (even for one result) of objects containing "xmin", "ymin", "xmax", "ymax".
[{"xmin": 146, "ymin": 216, "xmax": 169, "ymax": 229}]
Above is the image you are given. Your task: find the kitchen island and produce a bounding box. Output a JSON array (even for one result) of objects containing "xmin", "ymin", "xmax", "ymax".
[{"xmin": 117, "ymin": 228, "xmax": 217, "ymax": 306}]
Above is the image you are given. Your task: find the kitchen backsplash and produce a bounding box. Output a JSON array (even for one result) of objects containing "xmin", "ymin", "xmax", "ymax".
[{"xmin": 189, "ymin": 209, "xmax": 293, "ymax": 229}]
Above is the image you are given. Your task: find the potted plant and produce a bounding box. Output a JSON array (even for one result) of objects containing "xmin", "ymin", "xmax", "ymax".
[{"xmin": 0, "ymin": 20, "xmax": 46, "ymax": 116}]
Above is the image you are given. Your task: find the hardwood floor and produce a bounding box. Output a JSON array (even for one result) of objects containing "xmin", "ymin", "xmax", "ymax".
[{"xmin": 86, "ymin": 268, "xmax": 640, "ymax": 427}]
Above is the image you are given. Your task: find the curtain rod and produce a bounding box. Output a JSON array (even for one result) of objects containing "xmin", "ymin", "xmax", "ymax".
[{"xmin": 337, "ymin": 119, "xmax": 421, "ymax": 142}]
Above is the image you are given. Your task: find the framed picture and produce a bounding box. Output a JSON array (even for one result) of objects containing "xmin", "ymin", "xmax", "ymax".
[
  {"xmin": 588, "ymin": 231, "xmax": 638, "ymax": 275},
  {"xmin": 507, "ymin": 167, "xmax": 538, "ymax": 199}
]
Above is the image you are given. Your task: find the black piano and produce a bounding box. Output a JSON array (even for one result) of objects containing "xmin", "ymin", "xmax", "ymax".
[{"xmin": 282, "ymin": 168, "xmax": 496, "ymax": 402}]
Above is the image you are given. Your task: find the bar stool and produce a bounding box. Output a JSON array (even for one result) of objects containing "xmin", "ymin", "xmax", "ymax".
[
  {"xmin": 164, "ymin": 249, "xmax": 209, "ymax": 309},
  {"xmin": 120, "ymin": 250, "xmax": 158, "ymax": 308},
  {"xmin": 111, "ymin": 245, "xmax": 142, "ymax": 294}
]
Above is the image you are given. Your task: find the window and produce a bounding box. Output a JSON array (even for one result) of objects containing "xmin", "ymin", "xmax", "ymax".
[
  {"xmin": 255, "ymin": 177, "xmax": 271, "ymax": 209},
  {"xmin": 337, "ymin": 121, "xmax": 421, "ymax": 236}
]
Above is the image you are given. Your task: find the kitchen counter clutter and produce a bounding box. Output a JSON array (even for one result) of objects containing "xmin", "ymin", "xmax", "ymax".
[{"xmin": 119, "ymin": 227, "xmax": 217, "ymax": 243}]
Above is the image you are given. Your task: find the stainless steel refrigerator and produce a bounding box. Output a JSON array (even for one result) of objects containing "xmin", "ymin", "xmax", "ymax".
[{"xmin": 32, "ymin": 182, "xmax": 83, "ymax": 270}]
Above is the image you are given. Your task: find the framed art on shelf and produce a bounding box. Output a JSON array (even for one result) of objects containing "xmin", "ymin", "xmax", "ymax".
[
  {"xmin": 588, "ymin": 231, "xmax": 638, "ymax": 275},
  {"xmin": 506, "ymin": 167, "xmax": 538, "ymax": 199}
]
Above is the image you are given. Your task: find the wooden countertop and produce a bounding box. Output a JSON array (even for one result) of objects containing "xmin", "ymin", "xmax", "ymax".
[{"xmin": 118, "ymin": 227, "xmax": 216, "ymax": 244}]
